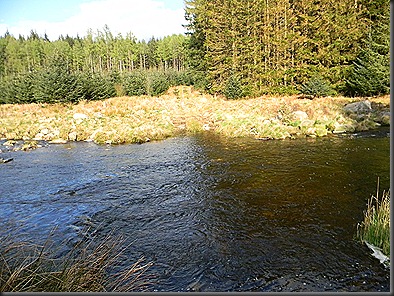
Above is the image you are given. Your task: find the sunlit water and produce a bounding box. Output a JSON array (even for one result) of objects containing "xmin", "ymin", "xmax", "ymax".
[{"xmin": 0, "ymin": 127, "xmax": 390, "ymax": 291}]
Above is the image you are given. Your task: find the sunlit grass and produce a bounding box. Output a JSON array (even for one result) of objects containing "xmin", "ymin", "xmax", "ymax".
[
  {"xmin": 0, "ymin": 87, "xmax": 389, "ymax": 144},
  {"xmin": 0, "ymin": 229, "xmax": 153, "ymax": 292},
  {"xmin": 357, "ymin": 190, "xmax": 390, "ymax": 256}
]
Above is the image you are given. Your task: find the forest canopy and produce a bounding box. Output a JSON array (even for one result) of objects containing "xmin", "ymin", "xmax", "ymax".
[
  {"xmin": 184, "ymin": 0, "xmax": 390, "ymax": 97},
  {"xmin": 0, "ymin": 0, "xmax": 390, "ymax": 103}
]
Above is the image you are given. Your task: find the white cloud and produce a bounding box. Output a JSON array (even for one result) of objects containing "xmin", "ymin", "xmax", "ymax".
[{"xmin": 1, "ymin": 0, "xmax": 185, "ymax": 40}]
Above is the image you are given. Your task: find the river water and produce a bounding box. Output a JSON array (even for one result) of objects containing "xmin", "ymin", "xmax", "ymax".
[{"xmin": 0, "ymin": 127, "xmax": 390, "ymax": 291}]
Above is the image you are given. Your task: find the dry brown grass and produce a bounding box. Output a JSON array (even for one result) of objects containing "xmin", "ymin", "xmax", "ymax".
[
  {"xmin": 0, "ymin": 228, "xmax": 153, "ymax": 292},
  {"xmin": 0, "ymin": 87, "xmax": 390, "ymax": 144}
]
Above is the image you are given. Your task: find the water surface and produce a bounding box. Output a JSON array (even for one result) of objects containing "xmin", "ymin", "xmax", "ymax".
[{"xmin": 0, "ymin": 128, "xmax": 390, "ymax": 291}]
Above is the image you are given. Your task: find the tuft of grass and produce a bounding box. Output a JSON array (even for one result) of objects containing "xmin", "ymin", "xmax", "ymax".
[
  {"xmin": 0, "ymin": 228, "xmax": 153, "ymax": 292},
  {"xmin": 357, "ymin": 188, "xmax": 390, "ymax": 256}
]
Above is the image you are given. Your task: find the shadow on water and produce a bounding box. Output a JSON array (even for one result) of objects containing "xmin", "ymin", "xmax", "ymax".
[{"xmin": 0, "ymin": 127, "xmax": 390, "ymax": 291}]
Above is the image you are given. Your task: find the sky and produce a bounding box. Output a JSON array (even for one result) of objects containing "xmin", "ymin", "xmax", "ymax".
[{"xmin": 0, "ymin": 0, "xmax": 186, "ymax": 41}]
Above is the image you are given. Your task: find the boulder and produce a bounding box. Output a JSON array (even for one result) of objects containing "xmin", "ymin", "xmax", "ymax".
[
  {"xmin": 73, "ymin": 113, "xmax": 89, "ymax": 124},
  {"xmin": 68, "ymin": 131, "xmax": 78, "ymax": 141},
  {"xmin": 291, "ymin": 110, "xmax": 309, "ymax": 122},
  {"xmin": 344, "ymin": 100, "xmax": 372, "ymax": 114},
  {"xmin": 73, "ymin": 113, "xmax": 89, "ymax": 120}
]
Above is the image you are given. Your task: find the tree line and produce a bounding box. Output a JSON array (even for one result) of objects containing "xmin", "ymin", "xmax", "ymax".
[
  {"xmin": 0, "ymin": 25, "xmax": 188, "ymax": 75},
  {"xmin": 0, "ymin": 26, "xmax": 191, "ymax": 103},
  {"xmin": 185, "ymin": 0, "xmax": 390, "ymax": 98},
  {"xmin": 0, "ymin": 0, "xmax": 390, "ymax": 103}
]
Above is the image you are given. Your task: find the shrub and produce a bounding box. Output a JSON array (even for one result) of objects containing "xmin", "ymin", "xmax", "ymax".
[
  {"xmin": 345, "ymin": 47, "xmax": 390, "ymax": 97},
  {"xmin": 122, "ymin": 71, "xmax": 148, "ymax": 96},
  {"xmin": 0, "ymin": 73, "xmax": 37, "ymax": 104},
  {"xmin": 147, "ymin": 71, "xmax": 170, "ymax": 96},
  {"xmin": 300, "ymin": 75, "xmax": 334, "ymax": 98},
  {"xmin": 223, "ymin": 75, "xmax": 244, "ymax": 99},
  {"xmin": 33, "ymin": 67, "xmax": 85, "ymax": 103},
  {"xmin": 82, "ymin": 73, "xmax": 116, "ymax": 101}
]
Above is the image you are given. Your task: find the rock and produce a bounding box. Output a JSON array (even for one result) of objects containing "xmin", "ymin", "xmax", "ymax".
[
  {"xmin": 49, "ymin": 138, "xmax": 68, "ymax": 144},
  {"xmin": 40, "ymin": 128, "xmax": 49, "ymax": 135},
  {"xmin": 291, "ymin": 110, "xmax": 309, "ymax": 122},
  {"xmin": 68, "ymin": 131, "xmax": 78, "ymax": 141},
  {"xmin": 73, "ymin": 113, "xmax": 89, "ymax": 124},
  {"xmin": 33, "ymin": 133, "xmax": 44, "ymax": 140},
  {"xmin": 0, "ymin": 157, "xmax": 13, "ymax": 163},
  {"xmin": 73, "ymin": 113, "xmax": 89, "ymax": 120},
  {"xmin": 3, "ymin": 140, "xmax": 16, "ymax": 146},
  {"xmin": 21, "ymin": 140, "xmax": 38, "ymax": 151},
  {"xmin": 375, "ymin": 111, "xmax": 390, "ymax": 125},
  {"xmin": 202, "ymin": 124, "xmax": 210, "ymax": 131},
  {"xmin": 344, "ymin": 100, "xmax": 372, "ymax": 114}
]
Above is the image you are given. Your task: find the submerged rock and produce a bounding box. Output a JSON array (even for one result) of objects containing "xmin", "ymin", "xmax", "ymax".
[
  {"xmin": 365, "ymin": 241, "xmax": 390, "ymax": 268},
  {"xmin": 0, "ymin": 157, "xmax": 13, "ymax": 163}
]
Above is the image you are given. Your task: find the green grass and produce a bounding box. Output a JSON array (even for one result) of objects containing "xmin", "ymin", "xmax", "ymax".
[
  {"xmin": 357, "ymin": 190, "xmax": 390, "ymax": 256},
  {"xmin": 0, "ymin": 228, "xmax": 153, "ymax": 292}
]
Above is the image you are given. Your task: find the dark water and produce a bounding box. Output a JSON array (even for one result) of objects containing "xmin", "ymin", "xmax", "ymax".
[{"xmin": 0, "ymin": 127, "xmax": 390, "ymax": 291}]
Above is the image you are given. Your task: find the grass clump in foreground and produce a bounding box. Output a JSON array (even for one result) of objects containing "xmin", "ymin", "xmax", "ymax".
[
  {"xmin": 357, "ymin": 189, "xmax": 390, "ymax": 257},
  {"xmin": 0, "ymin": 229, "xmax": 153, "ymax": 292}
]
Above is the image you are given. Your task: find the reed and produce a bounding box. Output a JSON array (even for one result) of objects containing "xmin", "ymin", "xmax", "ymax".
[
  {"xmin": 0, "ymin": 228, "xmax": 153, "ymax": 292},
  {"xmin": 357, "ymin": 189, "xmax": 390, "ymax": 256}
]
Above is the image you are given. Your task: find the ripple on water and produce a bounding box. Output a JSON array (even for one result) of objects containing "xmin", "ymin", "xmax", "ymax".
[{"xmin": 0, "ymin": 131, "xmax": 390, "ymax": 291}]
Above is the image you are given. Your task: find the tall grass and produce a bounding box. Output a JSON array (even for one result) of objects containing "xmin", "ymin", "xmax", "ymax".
[
  {"xmin": 357, "ymin": 188, "xmax": 390, "ymax": 256},
  {"xmin": 0, "ymin": 228, "xmax": 153, "ymax": 292}
]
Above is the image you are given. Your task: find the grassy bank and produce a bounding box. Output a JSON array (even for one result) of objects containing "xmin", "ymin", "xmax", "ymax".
[
  {"xmin": 357, "ymin": 190, "xmax": 390, "ymax": 257},
  {"xmin": 0, "ymin": 229, "xmax": 152, "ymax": 292},
  {"xmin": 0, "ymin": 86, "xmax": 390, "ymax": 145}
]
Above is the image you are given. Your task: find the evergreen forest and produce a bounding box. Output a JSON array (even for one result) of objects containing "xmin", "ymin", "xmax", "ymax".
[{"xmin": 0, "ymin": 0, "xmax": 389, "ymax": 104}]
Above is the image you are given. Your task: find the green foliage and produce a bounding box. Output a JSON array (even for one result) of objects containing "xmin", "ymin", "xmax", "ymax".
[
  {"xmin": 300, "ymin": 75, "xmax": 335, "ymax": 98},
  {"xmin": 185, "ymin": 0, "xmax": 385, "ymax": 96},
  {"xmin": 0, "ymin": 73, "xmax": 36, "ymax": 104},
  {"xmin": 33, "ymin": 67, "xmax": 84, "ymax": 103},
  {"xmin": 122, "ymin": 71, "xmax": 148, "ymax": 96},
  {"xmin": 357, "ymin": 190, "xmax": 390, "ymax": 256},
  {"xmin": 82, "ymin": 73, "xmax": 117, "ymax": 101},
  {"xmin": 345, "ymin": 48, "xmax": 389, "ymax": 97},
  {"xmin": 147, "ymin": 71, "xmax": 170, "ymax": 96},
  {"xmin": 223, "ymin": 76, "xmax": 244, "ymax": 99}
]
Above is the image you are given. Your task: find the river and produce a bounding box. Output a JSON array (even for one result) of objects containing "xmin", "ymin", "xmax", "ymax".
[{"xmin": 0, "ymin": 127, "xmax": 390, "ymax": 291}]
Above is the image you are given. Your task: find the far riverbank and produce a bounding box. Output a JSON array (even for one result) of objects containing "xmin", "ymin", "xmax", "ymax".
[{"xmin": 0, "ymin": 86, "xmax": 390, "ymax": 147}]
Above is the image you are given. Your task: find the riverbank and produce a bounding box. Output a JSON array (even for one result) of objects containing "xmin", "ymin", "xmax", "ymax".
[{"xmin": 0, "ymin": 86, "xmax": 390, "ymax": 145}]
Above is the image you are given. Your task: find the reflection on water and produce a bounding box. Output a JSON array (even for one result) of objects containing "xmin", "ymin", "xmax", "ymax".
[{"xmin": 0, "ymin": 127, "xmax": 390, "ymax": 291}]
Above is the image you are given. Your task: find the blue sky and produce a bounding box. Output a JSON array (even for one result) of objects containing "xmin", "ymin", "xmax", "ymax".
[{"xmin": 0, "ymin": 0, "xmax": 186, "ymax": 40}]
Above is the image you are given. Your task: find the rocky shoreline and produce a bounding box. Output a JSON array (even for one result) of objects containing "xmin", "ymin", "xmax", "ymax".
[{"xmin": 0, "ymin": 88, "xmax": 390, "ymax": 148}]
